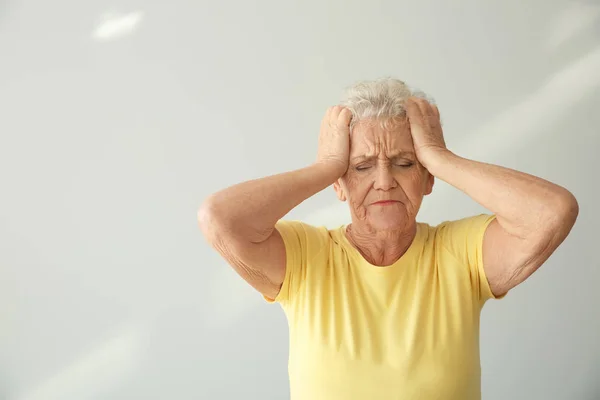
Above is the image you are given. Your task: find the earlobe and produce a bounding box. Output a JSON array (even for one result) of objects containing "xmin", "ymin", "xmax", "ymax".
[
  {"xmin": 424, "ymin": 173, "xmax": 435, "ymax": 195},
  {"xmin": 333, "ymin": 180, "xmax": 347, "ymax": 202}
]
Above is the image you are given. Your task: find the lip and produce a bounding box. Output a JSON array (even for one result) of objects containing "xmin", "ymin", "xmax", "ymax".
[{"xmin": 371, "ymin": 200, "xmax": 400, "ymax": 205}]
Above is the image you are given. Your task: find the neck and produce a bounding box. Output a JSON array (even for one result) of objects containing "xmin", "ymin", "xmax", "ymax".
[{"xmin": 345, "ymin": 222, "xmax": 417, "ymax": 266}]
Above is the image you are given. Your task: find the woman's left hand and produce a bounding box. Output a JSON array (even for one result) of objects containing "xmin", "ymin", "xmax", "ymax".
[{"xmin": 405, "ymin": 97, "xmax": 448, "ymax": 169}]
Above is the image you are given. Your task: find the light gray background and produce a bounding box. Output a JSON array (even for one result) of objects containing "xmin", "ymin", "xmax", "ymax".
[{"xmin": 0, "ymin": 0, "xmax": 598, "ymax": 399}]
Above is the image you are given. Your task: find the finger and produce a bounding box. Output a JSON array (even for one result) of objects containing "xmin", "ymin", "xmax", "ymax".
[
  {"xmin": 431, "ymin": 103, "xmax": 440, "ymax": 118},
  {"xmin": 413, "ymin": 98, "xmax": 442, "ymax": 132},
  {"xmin": 429, "ymin": 104, "xmax": 442, "ymax": 128},
  {"xmin": 330, "ymin": 105, "xmax": 344, "ymax": 121},
  {"xmin": 412, "ymin": 97, "xmax": 435, "ymax": 118},
  {"xmin": 405, "ymin": 98, "xmax": 427, "ymax": 129},
  {"xmin": 322, "ymin": 107, "xmax": 333, "ymax": 129},
  {"xmin": 337, "ymin": 107, "xmax": 353, "ymax": 126},
  {"xmin": 322, "ymin": 107, "xmax": 339, "ymax": 136},
  {"xmin": 323, "ymin": 107, "xmax": 334, "ymax": 124}
]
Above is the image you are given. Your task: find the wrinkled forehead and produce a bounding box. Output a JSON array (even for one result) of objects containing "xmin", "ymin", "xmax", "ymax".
[{"xmin": 350, "ymin": 118, "xmax": 414, "ymax": 157}]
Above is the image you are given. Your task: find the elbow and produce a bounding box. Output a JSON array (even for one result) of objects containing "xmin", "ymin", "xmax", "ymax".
[
  {"xmin": 548, "ymin": 189, "xmax": 579, "ymax": 234},
  {"xmin": 197, "ymin": 201, "xmax": 211, "ymax": 235},
  {"xmin": 197, "ymin": 196, "xmax": 227, "ymax": 242},
  {"xmin": 198, "ymin": 195, "xmax": 272, "ymax": 245},
  {"xmin": 559, "ymin": 190, "xmax": 579, "ymax": 224}
]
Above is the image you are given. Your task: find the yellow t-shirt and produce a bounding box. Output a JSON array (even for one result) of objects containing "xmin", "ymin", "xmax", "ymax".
[{"xmin": 266, "ymin": 214, "xmax": 502, "ymax": 400}]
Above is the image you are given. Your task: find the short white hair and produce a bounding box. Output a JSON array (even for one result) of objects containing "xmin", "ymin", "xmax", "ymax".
[{"xmin": 340, "ymin": 77, "xmax": 433, "ymax": 130}]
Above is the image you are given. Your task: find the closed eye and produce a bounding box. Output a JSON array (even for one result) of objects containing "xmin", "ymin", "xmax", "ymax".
[{"xmin": 356, "ymin": 163, "xmax": 413, "ymax": 170}]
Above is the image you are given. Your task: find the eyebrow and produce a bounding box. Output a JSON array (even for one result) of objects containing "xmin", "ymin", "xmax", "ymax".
[{"xmin": 351, "ymin": 151, "xmax": 415, "ymax": 162}]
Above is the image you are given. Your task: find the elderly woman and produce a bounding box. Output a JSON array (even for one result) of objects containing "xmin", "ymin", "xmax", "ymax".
[{"xmin": 197, "ymin": 78, "xmax": 578, "ymax": 400}]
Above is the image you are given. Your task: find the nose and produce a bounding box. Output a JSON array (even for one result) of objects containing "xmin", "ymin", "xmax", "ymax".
[{"xmin": 373, "ymin": 164, "xmax": 397, "ymax": 191}]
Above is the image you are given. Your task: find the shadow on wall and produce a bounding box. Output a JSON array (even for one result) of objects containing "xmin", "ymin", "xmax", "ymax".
[{"xmin": 8, "ymin": 324, "xmax": 149, "ymax": 400}]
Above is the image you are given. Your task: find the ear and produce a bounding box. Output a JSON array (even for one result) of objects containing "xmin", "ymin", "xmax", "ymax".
[
  {"xmin": 424, "ymin": 171, "xmax": 435, "ymax": 195},
  {"xmin": 333, "ymin": 179, "xmax": 347, "ymax": 201}
]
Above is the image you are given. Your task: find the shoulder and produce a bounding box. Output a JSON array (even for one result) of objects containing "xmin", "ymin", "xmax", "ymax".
[
  {"xmin": 417, "ymin": 214, "xmax": 501, "ymax": 303},
  {"xmin": 421, "ymin": 214, "xmax": 497, "ymax": 271},
  {"xmin": 275, "ymin": 220, "xmax": 336, "ymax": 257},
  {"xmin": 431, "ymin": 214, "xmax": 496, "ymax": 240},
  {"xmin": 416, "ymin": 214, "xmax": 496, "ymax": 261},
  {"xmin": 275, "ymin": 220, "xmax": 331, "ymax": 240},
  {"xmin": 267, "ymin": 220, "xmax": 340, "ymax": 304}
]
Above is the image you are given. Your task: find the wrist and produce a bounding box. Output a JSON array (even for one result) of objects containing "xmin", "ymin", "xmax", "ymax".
[
  {"xmin": 419, "ymin": 148, "xmax": 456, "ymax": 174},
  {"xmin": 312, "ymin": 160, "xmax": 347, "ymax": 180}
]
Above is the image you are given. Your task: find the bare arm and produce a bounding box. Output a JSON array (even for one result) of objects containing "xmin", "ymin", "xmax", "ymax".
[
  {"xmin": 427, "ymin": 151, "xmax": 578, "ymax": 296},
  {"xmin": 198, "ymin": 106, "xmax": 352, "ymax": 299},
  {"xmin": 406, "ymin": 98, "xmax": 579, "ymax": 297}
]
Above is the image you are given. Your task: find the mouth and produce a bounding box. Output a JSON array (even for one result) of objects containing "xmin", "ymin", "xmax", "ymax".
[{"xmin": 371, "ymin": 200, "xmax": 400, "ymax": 206}]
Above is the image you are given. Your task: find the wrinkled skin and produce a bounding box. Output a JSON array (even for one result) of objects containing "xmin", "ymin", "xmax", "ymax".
[{"xmin": 333, "ymin": 117, "xmax": 434, "ymax": 265}]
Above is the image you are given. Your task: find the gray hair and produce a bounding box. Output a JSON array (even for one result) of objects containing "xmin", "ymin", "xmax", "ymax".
[{"xmin": 340, "ymin": 77, "xmax": 433, "ymax": 130}]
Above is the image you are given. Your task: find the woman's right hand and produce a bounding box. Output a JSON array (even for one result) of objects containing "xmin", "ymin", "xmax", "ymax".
[{"xmin": 316, "ymin": 105, "xmax": 352, "ymax": 177}]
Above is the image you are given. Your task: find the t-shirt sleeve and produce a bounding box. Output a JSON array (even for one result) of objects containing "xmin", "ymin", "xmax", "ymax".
[
  {"xmin": 436, "ymin": 213, "xmax": 505, "ymax": 304},
  {"xmin": 262, "ymin": 220, "xmax": 326, "ymax": 305}
]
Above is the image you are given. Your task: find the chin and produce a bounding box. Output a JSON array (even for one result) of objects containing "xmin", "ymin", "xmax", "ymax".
[{"xmin": 368, "ymin": 213, "xmax": 410, "ymax": 231}]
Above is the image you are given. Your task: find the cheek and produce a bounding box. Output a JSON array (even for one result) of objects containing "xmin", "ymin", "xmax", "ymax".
[
  {"xmin": 343, "ymin": 174, "xmax": 371, "ymax": 202},
  {"xmin": 408, "ymin": 174, "xmax": 429, "ymax": 198},
  {"xmin": 397, "ymin": 170, "xmax": 427, "ymax": 194}
]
